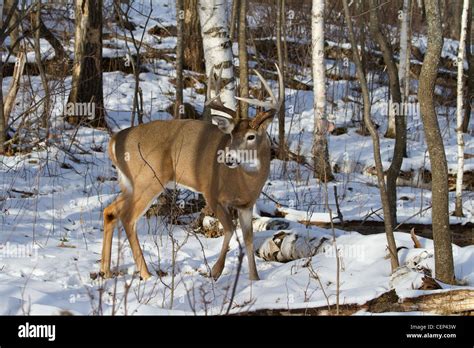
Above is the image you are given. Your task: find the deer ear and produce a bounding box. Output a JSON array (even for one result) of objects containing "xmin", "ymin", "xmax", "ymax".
[{"xmin": 212, "ymin": 115, "xmax": 235, "ymax": 134}]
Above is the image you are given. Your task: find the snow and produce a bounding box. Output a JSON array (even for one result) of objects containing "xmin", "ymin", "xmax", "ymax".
[{"xmin": 0, "ymin": 0, "xmax": 472, "ymax": 316}]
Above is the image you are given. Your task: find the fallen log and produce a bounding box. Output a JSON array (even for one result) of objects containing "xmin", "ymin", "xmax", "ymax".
[{"xmin": 234, "ymin": 289, "xmax": 474, "ymax": 315}]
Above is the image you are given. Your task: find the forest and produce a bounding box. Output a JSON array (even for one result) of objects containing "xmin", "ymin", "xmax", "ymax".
[{"xmin": 0, "ymin": 0, "xmax": 472, "ymax": 320}]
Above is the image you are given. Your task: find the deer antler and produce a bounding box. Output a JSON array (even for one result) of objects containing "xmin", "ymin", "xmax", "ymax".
[
  {"xmin": 205, "ymin": 66, "xmax": 237, "ymax": 119},
  {"xmin": 236, "ymin": 64, "xmax": 284, "ymax": 129}
]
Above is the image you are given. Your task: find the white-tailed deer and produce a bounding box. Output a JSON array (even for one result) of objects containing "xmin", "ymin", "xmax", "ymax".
[{"xmin": 101, "ymin": 65, "xmax": 283, "ymax": 281}]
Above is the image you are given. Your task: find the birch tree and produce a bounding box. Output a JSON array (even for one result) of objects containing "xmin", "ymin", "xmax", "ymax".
[
  {"xmin": 398, "ymin": 0, "xmax": 411, "ymax": 101},
  {"xmin": 418, "ymin": 0, "xmax": 454, "ymax": 284},
  {"xmin": 276, "ymin": 0, "xmax": 286, "ymax": 158},
  {"xmin": 198, "ymin": 0, "xmax": 236, "ymax": 117},
  {"xmin": 311, "ymin": 0, "xmax": 333, "ymax": 181},
  {"xmin": 238, "ymin": 0, "xmax": 248, "ymax": 119},
  {"xmin": 398, "ymin": 0, "xmax": 411, "ymax": 146},
  {"xmin": 175, "ymin": 0, "xmax": 184, "ymax": 119},
  {"xmin": 454, "ymin": 0, "xmax": 470, "ymax": 217},
  {"xmin": 461, "ymin": 0, "xmax": 473, "ymax": 133},
  {"xmin": 385, "ymin": 0, "xmax": 410, "ymax": 140}
]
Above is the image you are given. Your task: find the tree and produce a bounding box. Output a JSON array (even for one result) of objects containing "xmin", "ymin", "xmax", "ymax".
[
  {"xmin": 418, "ymin": 0, "xmax": 455, "ymax": 284},
  {"xmin": 67, "ymin": 0, "xmax": 105, "ymax": 127},
  {"xmin": 461, "ymin": 0, "xmax": 473, "ymax": 133},
  {"xmin": 276, "ymin": 0, "xmax": 286, "ymax": 158},
  {"xmin": 174, "ymin": 0, "xmax": 184, "ymax": 119},
  {"xmin": 449, "ymin": 0, "xmax": 462, "ymax": 40},
  {"xmin": 383, "ymin": 0, "xmax": 410, "ymax": 142},
  {"xmin": 311, "ymin": 0, "xmax": 333, "ymax": 182},
  {"xmin": 369, "ymin": 0, "xmax": 406, "ymax": 227},
  {"xmin": 183, "ymin": 0, "xmax": 204, "ymax": 73},
  {"xmin": 343, "ymin": 0, "xmax": 399, "ymax": 272},
  {"xmin": 238, "ymin": 0, "xmax": 249, "ymax": 119},
  {"xmin": 397, "ymin": 0, "xmax": 411, "ymax": 158},
  {"xmin": 454, "ymin": 0, "xmax": 470, "ymax": 217},
  {"xmin": 229, "ymin": 0, "xmax": 240, "ymax": 42},
  {"xmin": 30, "ymin": 4, "xmax": 67, "ymax": 62},
  {"xmin": 0, "ymin": 0, "xmax": 33, "ymax": 154},
  {"xmin": 4, "ymin": 0, "xmax": 20, "ymax": 54},
  {"xmin": 31, "ymin": 0, "xmax": 50, "ymax": 128},
  {"xmin": 198, "ymin": 0, "xmax": 236, "ymax": 117}
]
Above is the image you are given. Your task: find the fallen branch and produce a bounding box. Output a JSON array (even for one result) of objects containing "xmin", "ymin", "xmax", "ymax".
[{"xmin": 410, "ymin": 228, "xmax": 422, "ymax": 248}]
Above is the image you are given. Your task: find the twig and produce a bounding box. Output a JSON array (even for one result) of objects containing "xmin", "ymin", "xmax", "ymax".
[
  {"xmin": 333, "ymin": 186, "xmax": 344, "ymax": 226},
  {"xmin": 226, "ymin": 237, "xmax": 244, "ymax": 315}
]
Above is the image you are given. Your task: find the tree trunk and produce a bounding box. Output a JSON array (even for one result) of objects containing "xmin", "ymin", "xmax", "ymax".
[
  {"xmin": 382, "ymin": 0, "xmax": 409, "ymax": 141},
  {"xmin": 183, "ymin": 0, "xmax": 204, "ymax": 73},
  {"xmin": 461, "ymin": 0, "xmax": 472, "ymax": 133},
  {"xmin": 343, "ymin": 0, "xmax": 399, "ymax": 272},
  {"xmin": 418, "ymin": 0, "xmax": 455, "ymax": 284},
  {"xmin": 32, "ymin": 0, "xmax": 50, "ymax": 129},
  {"xmin": 198, "ymin": 0, "xmax": 236, "ymax": 118},
  {"xmin": 30, "ymin": 8, "xmax": 67, "ymax": 62},
  {"xmin": 174, "ymin": 0, "xmax": 184, "ymax": 119},
  {"xmin": 3, "ymin": 51, "xmax": 25, "ymax": 125},
  {"xmin": 450, "ymin": 0, "xmax": 462, "ymax": 40},
  {"xmin": 5, "ymin": 0, "xmax": 19, "ymax": 54},
  {"xmin": 369, "ymin": 0, "xmax": 406, "ymax": 227},
  {"xmin": 454, "ymin": 0, "xmax": 470, "ymax": 217},
  {"xmin": 229, "ymin": 0, "xmax": 240, "ymax": 42},
  {"xmin": 276, "ymin": 0, "xmax": 286, "ymax": 159},
  {"xmin": 238, "ymin": 0, "xmax": 249, "ymax": 120},
  {"xmin": 67, "ymin": 0, "xmax": 105, "ymax": 127},
  {"xmin": 311, "ymin": 0, "xmax": 333, "ymax": 182},
  {"xmin": 397, "ymin": 0, "xmax": 411, "ymax": 151},
  {"xmin": 0, "ymin": 67, "xmax": 5, "ymax": 154}
]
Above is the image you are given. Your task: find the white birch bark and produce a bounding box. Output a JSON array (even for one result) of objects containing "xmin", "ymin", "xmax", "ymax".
[
  {"xmin": 312, "ymin": 0, "xmax": 325, "ymax": 124},
  {"xmin": 399, "ymin": 0, "xmax": 411, "ymax": 104},
  {"xmin": 198, "ymin": 0, "xmax": 236, "ymax": 117},
  {"xmin": 454, "ymin": 0, "xmax": 470, "ymax": 216},
  {"xmin": 311, "ymin": 0, "xmax": 333, "ymax": 180}
]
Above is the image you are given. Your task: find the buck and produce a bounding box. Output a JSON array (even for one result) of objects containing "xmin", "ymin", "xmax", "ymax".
[{"xmin": 100, "ymin": 65, "xmax": 283, "ymax": 281}]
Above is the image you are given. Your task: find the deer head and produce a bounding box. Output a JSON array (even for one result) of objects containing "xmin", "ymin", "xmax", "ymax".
[{"xmin": 207, "ymin": 64, "xmax": 284, "ymax": 171}]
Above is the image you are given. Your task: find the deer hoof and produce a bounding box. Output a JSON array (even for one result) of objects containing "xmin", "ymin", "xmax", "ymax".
[
  {"xmin": 140, "ymin": 271, "xmax": 152, "ymax": 281},
  {"xmin": 210, "ymin": 266, "xmax": 223, "ymax": 280},
  {"xmin": 99, "ymin": 270, "xmax": 113, "ymax": 279}
]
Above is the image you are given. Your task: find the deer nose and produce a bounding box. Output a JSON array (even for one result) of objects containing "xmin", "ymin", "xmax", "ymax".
[{"xmin": 225, "ymin": 151, "xmax": 240, "ymax": 168}]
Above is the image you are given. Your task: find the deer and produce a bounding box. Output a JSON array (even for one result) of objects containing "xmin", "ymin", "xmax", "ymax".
[{"xmin": 100, "ymin": 65, "xmax": 284, "ymax": 281}]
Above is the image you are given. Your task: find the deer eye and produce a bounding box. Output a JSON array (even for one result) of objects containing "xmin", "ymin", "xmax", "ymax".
[{"xmin": 247, "ymin": 134, "xmax": 256, "ymax": 141}]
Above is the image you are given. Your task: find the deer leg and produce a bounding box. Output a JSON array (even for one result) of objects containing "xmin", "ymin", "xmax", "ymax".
[
  {"xmin": 100, "ymin": 194, "xmax": 125, "ymax": 278},
  {"xmin": 238, "ymin": 208, "xmax": 260, "ymax": 281},
  {"xmin": 119, "ymin": 191, "xmax": 161, "ymax": 280},
  {"xmin": 211, "ymin": 204, "xmax": 235, "ymax": 280}
]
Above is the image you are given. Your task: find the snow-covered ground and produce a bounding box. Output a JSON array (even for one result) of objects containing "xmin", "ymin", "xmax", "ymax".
[{"xmin": 0, "ymin": 0, "xmax": 473, "ymax": 315}]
